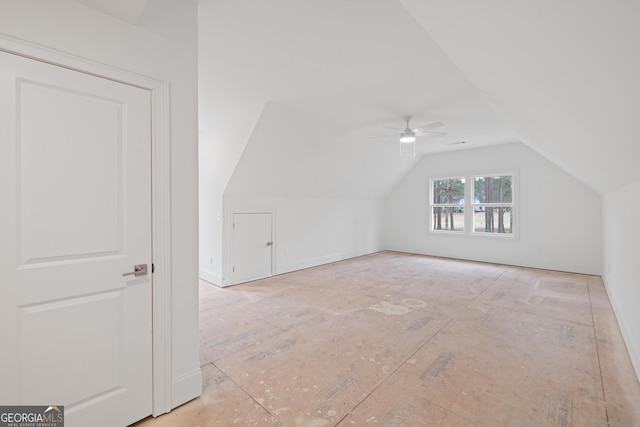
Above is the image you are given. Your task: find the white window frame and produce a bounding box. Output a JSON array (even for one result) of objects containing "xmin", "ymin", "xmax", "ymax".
[
  {"xmin": 429, "ymin": 176, "xmax": 466, "ymax": 233},
  {"xmin": 428, "ymin": 171, "xmax": 518, "ymax": 239},
  {"xmin": 471, "ymin": 173, "xmax": 515, "ymax": 237}
]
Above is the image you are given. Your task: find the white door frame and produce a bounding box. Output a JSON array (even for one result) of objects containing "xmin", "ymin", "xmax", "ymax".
[{"xmin": 0, "ymin": 31, "xmax": 173, "ymax": 416}]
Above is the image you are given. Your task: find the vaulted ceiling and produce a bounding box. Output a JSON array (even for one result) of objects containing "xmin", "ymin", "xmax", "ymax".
[
  {"xmin": 200, "ymin": 0, "xmax": 519, "ymax": 199},
  {"xmin": 402, "ymin": 0, "xmax": 640, "ymax": 193},
  {"xmin": 78, "ymin": 0, "xmax": 640, "ymax": 196},
  {"xmin": 76, "ymin": 0, "xmax": 197, "ymax": 47}
]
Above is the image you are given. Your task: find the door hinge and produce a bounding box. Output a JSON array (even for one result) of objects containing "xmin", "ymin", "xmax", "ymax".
[
  {"xmin": 233, "ymin": 223, "xmax": 235, "ymax": 230},
  {"xmin": 232, "ymin": 266, "xmax": 235, "ymax": 272},
  {"xmin": 152, "ymin": 263, "xmax": 155, "ymax": 273}
]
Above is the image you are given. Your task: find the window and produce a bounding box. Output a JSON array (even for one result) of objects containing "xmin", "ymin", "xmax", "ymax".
[
  {"xmin": 431, "ymin": 177, "xmax": 465, "ymax": 232},
  {"xmin": 472, "ymin": 174, "xmax": 514, "ymax": 234},
  {"xmin": 429, "ymin": 173, "xmax": 515, "ymax": 236}
]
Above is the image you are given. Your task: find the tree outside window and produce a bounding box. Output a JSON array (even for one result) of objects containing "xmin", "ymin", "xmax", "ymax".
[
  {"xmin": 431, "ymin": 178, "xmax": 465, "ymax": 232},
  {"xmin": 473, "ymin": 175, "xmax": 513, "ymax": 234}
]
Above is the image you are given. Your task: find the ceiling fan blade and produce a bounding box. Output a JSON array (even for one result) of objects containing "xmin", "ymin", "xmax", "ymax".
[
  {"xmin": 416, "ymin": 131, "xmax": 447, "ymax": 137},
  {"xmin": 413, "ymin": 121, "xmax": 444, "ymax": 131},
  {"xmin": 381, "ymin": 125, "xmax": 405, "ymax": 132},
  {"xmin": 368, "ymin": 134, "xmax": 398, "ymax": 139}
]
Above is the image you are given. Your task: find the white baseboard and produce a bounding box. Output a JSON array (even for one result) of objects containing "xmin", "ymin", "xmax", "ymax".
[
  {"xmin": 278, "ymin": 248, "xmax": 380, "ymax": 275},
  {"xmin": 602, "ymin": 276, "xmax": 640, "ymax": 382},
  {"xmin": 170, "ymin": 367, "xmax": 202, "ymax": 409},
  {"xmin": 199, "ymin": 268, "xmax": 222, "ymax": 286}
]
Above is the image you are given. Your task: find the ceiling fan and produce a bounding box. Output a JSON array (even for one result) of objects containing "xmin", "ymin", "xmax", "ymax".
[{"xmin": 370, "ymin": 116, "xmax": 447, "ymax": 156}]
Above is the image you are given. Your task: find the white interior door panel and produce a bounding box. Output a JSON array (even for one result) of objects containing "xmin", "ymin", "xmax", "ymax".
[{"xmin": 0, "ymin": 51, "xmax": 153, "ymax": 427}]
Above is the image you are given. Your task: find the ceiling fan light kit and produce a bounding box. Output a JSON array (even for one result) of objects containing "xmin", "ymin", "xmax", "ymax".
[
  {"xmin": 370, "ymin": 115, "xmax": 447, "ymax": 157},
  {"xmin": 400, "ymin": 134, "xmax": 416, "ymax": 143}
]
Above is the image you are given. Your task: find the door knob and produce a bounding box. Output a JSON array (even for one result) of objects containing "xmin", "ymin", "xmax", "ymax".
[
  {"xmin": 122, "ymin": 264, "xmax": 148, "ymax": 277},
  {"xmin": 266, "ymin": 242, "xmax": 273, "ymax": 246}
]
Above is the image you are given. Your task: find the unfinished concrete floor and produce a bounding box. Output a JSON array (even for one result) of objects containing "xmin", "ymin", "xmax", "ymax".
[{"xmin": 135, "ymin": 251, "xmax": 640, "ymax": 426}]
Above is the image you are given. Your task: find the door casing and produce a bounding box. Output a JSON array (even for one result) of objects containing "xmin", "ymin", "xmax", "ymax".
[{"xmin": 0, "ymin": 30, "xmax": 173, "ymax": 417}]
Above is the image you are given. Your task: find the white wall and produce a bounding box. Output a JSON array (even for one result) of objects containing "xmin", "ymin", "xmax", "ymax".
[
  {"xmin": 198, "ymin": 103, "xmax": 266, "ymax": 285},
  {"xmin": 602, "ymin": 179, "xmax": 640, "ymax": 379},
  {"xmin": 385, "ymin": 142, "xmax": 602, "ymax": 275},
  {"xmin": 0, "ymin": 0, "xmax": 201, "ymax": 410},
  {"xmin": 221, "ymin": 196, "xmax": 385, "ymax": 286}
]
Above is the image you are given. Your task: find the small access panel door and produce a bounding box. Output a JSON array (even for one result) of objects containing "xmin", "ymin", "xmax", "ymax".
[{"xmin": 232, "ymin": 212, "xmax": 273, "ymax": 284}]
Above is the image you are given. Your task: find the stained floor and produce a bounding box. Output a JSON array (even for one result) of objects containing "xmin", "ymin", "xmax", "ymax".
[{"xmin": 134, "ymin": 251, "xmax": 640, "ymax": 426}]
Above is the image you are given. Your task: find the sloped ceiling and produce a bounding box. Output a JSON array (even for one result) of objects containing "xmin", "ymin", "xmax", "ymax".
[
  {"xmin": 75, "ymin": 0, "xmax": 197, "ymax": 47},
  {"xmin": 79, "ymin": 0, "xmax": 640, "ymax": 196},
  {"xmin": 401, "ymin": 0, "xmax": 640, "ymax": 193},
  {"xmin": 200, "ymin": 0, "xmax": 519, "ymax": 199},
  {"xmin": 201, "ymin": 0, "xmax": 640, "ymax": 197},
  {"xmin": 75, "ymin": 0, "xmax": 150, "ymax": 23}
]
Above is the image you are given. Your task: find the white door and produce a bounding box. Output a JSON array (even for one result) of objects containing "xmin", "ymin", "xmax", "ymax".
[
  {"xmin": 232, "ymin": 213, "xmax": 273, "ymax": 283},
  {"xmin": 0, "ymin": 51, "xmax": 152, "ymax": 426}
]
